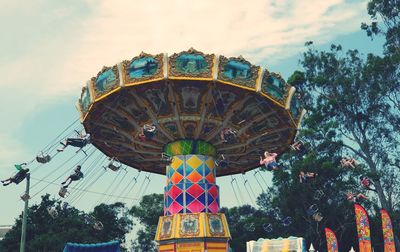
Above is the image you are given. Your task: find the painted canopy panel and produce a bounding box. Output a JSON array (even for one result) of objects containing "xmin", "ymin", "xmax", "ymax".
[{"xmin": 79, "ymin": 50, "xmax": 304, "ymax": 176}]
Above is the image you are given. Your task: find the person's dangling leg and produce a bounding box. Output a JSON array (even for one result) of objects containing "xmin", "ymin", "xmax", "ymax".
[
  {"xmin": 68, "ymin": 138, "xmax": 85, "ymax": 148},
  {"xmin": 267, "ymin": 162, "xmax": 279, "ymax": 171},
  {"xmin": 2, "ymin": 178, "xmax": 12, "ymax": 186},
  {"xmin": 357, "ymin": 193, "xmax": 368, "ymax": 200},
  {"xmin": 57, "ymin": 140, "xmax": 68, "ymax": 152},
  {"xmin": 61, "ymin": 176, "xmax": 71, "ymax": 185},
  {"xmin": 63, "ymin": 179, "xmax": 73, "ymax": 188}
]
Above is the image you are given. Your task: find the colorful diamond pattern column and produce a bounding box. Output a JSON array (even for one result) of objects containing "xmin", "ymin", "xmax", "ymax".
[{"xmin": 164, "ymin": 155, "xmax": 219, "ymax": 215}]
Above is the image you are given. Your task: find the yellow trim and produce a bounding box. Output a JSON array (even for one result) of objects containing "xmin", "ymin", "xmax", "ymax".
[
  {"xmin": 206, "ymin": 243, "xmax": 226, "ymax": 248},
  {"xmin": 82, "ymin": 103, "xmax": 94, "ymax": 123},
  {"xmin": 259, "ymin": 92, "xmax": 286, "ymax": 108},
  {"xmin": 94, "ymin": 86, "xmax": 121, "ymax": 102},
  {"xmin": 221, "ymin": 214, "xmax": 231, "ymax": 239},
  {"xmin": 216, "ymin": 79, "xmax": 256, "ymax": 91},
  {"xmin": 155, "ymin": 216, "xmax": 163, "ymax": 240},
  {"xmin": 169, "ymin": 76, "xmax": 213, "ymax": 81},
  {"xmin": 159, "ymin": 244, "xmax": 175, "ymax": 249},
  {"xmin": 124, "ymin": 77, "xmax": 165, "ymax": 87}
]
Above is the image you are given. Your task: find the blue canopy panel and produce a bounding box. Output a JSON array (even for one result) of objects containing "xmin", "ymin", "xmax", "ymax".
[{"xmin": 63, "ymin": 240, "xmax": 121, "ymax": 252}]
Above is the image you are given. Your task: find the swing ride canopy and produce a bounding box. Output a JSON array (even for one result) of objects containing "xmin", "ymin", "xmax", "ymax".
[{"xmin": 77, "ymin": 48, "xmax": 305, "ymax": 176}]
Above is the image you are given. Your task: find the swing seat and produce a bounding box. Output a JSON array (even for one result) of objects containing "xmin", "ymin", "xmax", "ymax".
[
  {"xmin": 282, "ymin": 217, "xmax": 292, "ymax": 227},
  {"xmin": 222, "ymin": 129, "xmax": 237, "ymax": 143},
  {"xmin": 108, "ymin": 164, "xmax": 120, "ymax": 171},
  {"xmin": 217, "ymin": 160, "xmax": 228, "ymax": 168},
  {"xmin": 20, "ymin": 193, "xmax": 30, "ymax": 202},
  {"xmin": 47, "ymin": 207, "xmax": 58, "ymax": 219},
  {"xmin": 107, "ymin": 161, "xmax": 122, "ymax": 171},
  {"xmin": 93, "ymin": 221, "xmax": 104, "ymax": 230},
  {"xmin": 215, "ymin": 155, "xmax": 228, "ymax": 169},
  {"xmin": 106, "ymin": 158, "xmax": 122, "ymax": 171},
  {"xmin": 263, "ymin": 223, "xmax": 273, "ymax": 233},
  {"xmin": 161, "ymin": 153, "xmax": 173, "ymax": 163},
  {"xmin": 307, "ymin": 204, "xmax": 319, "ymax": 216},
  {"xmin": 84, "ymin": 215, "xmax": 94, "ymax": 225},
  {"xmin": 245, "ymin": 223, "xmax": 255, "ymax": 232},
  {"xmin": 58, "ymin": 187, "xmax": 69, "ymax": 198},
  {"xmin": 62, "ymin": 202, "xmax": 70, "ymax": 210},
  {"xmin": 313, "ymin": 190, "xmax": 325, "ymax": 200},
  {"xmin": 36, "ymin": 154, "xmax": 51, "ymax": 164},
  {"xmin": 143, "ymin": 124, "xmax": 156, "ymax": 138},
  {"xmin": 312, "ymin": 213, "xmax": 323, "ymax": 222}
]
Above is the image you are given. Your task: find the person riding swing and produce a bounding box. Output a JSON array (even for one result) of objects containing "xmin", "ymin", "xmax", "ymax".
[
  {"xmin": 220, "ymin": 128, "xmax": 237, "ymax": 144},
  {"xmin": 259, "ymin": 152, "xmax": 281, "ymax": 171},
  {"xmin": 61, "ymin": 165, "xmax": 84, "ymax": 188},
  {"xmin": 57, "ymin": 133, "xmax": 90, "ymax": 152},
  {"xmin": 299, "ymin": 171, "xmax": 318, "ymax": 183},
  {"xmin": 360, "ymin": 176, "xmax": 377, "ymax": 192},
  {"xmin": 1, "ymin": 163, "xmax": 30, "ymax": 186},
  {"xmin": 290, "ymin": 140, "xmax": 308, "ymax": 157},
  {"xmin": 340, "ymin": 157, "xmax": 358, "ymax": 168}
]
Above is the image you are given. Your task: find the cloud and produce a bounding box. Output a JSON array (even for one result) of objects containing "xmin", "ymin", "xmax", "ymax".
[
  {"xmin": 0, "ymin": 0, "xmax": 369, "ymax": 150},
  {"xmin": 56, "ymin": 0, "xmax": 369, "ymax": 89},
  {"xmin": 1, "ymin": 0, "xmax": 369, "ymax": 95}
]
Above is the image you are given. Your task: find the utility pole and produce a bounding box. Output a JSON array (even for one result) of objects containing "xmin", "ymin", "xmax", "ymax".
[{"xmin": 20, "ymin": 173, "xmax": 30, "ymax": 252}]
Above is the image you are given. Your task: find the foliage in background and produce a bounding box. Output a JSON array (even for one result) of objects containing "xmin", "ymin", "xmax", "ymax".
[
  {"xmin": 129, "ymin": 193, "xmax": 163, "ymax": 252},
  {"xmin": 0, "ymin": 194, "xmax": 132, "ymax": 252}
]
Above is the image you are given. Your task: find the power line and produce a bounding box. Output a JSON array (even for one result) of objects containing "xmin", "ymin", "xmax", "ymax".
[
  {"xmin": 67, "ymin": 154, "xmax": 107, "ymax": 203},
  {"xmin": 41, "ymin": 118, "xmax": 80, "ymax": 153},
  {"xmin": 30, "ymin": 149, "xmax": 84, "ymax": 190},
  {"xmin": 30, "ymin": 148, "xmax": 96, "ymax": 199},
  {"xmin": 95, "ymin": 167, "xmax": 124, "ymax": 205},
  {"xmin": 120, "ymin": 171, "xmax": 141, "ymax": 202},
  {"xmin": 105, "ymin": 168, "xmax": 128, "ymax": 203},
  {"xmin": 71, "ymin": 169, "xmax": 107, "ymax": 206}
]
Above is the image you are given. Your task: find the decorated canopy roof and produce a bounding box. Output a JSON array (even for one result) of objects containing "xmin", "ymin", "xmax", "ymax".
[{"xmin": 77, "ymin": 48, "xmax": 305, "ymax": 176}]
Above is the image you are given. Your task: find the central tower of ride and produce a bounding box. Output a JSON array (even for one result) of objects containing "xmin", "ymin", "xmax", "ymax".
[{"xmin": 77, "ymin": 48, "xmax": 304, "ymax": 252}]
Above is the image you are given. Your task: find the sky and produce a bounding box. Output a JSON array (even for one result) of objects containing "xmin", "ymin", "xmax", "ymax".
[{"xmin": 0, "ymin": 0, "xmax": 385, "ymax": 244}]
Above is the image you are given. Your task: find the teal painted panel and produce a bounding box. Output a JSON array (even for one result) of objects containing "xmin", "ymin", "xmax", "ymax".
[
  {"xmin": 95, "ymin": 69, "xmax": 116, "ymax": 92},
  {"xmin": 223, "ymin": 60, "xmax": 251, "ymax": 80},
  {"xmin": 175, "ymin": 54, "xmax": 208, "ymax": 74},
  {"xmin": 128, "ymin": 57, "xmax": 158, "ymax": 79}
]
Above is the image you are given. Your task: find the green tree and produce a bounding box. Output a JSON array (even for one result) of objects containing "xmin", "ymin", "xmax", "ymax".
[
  {"xmin": 130, "ymin": 193, "xmax": 163, "ymax": 252},
  {"xmin": 0, "ymin": 194, "xmax": 132, "ymax": 252},
  {"xmin": 361, "ymin": 0, "xmax": 399, "ymax": 54},
  {"xmin": 286, "ymin": 42, "xmax": 400, "ymax": 249},
  {"xmin": 297, "ymin": 45, "xmax": 399, "ymax": 212}
]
